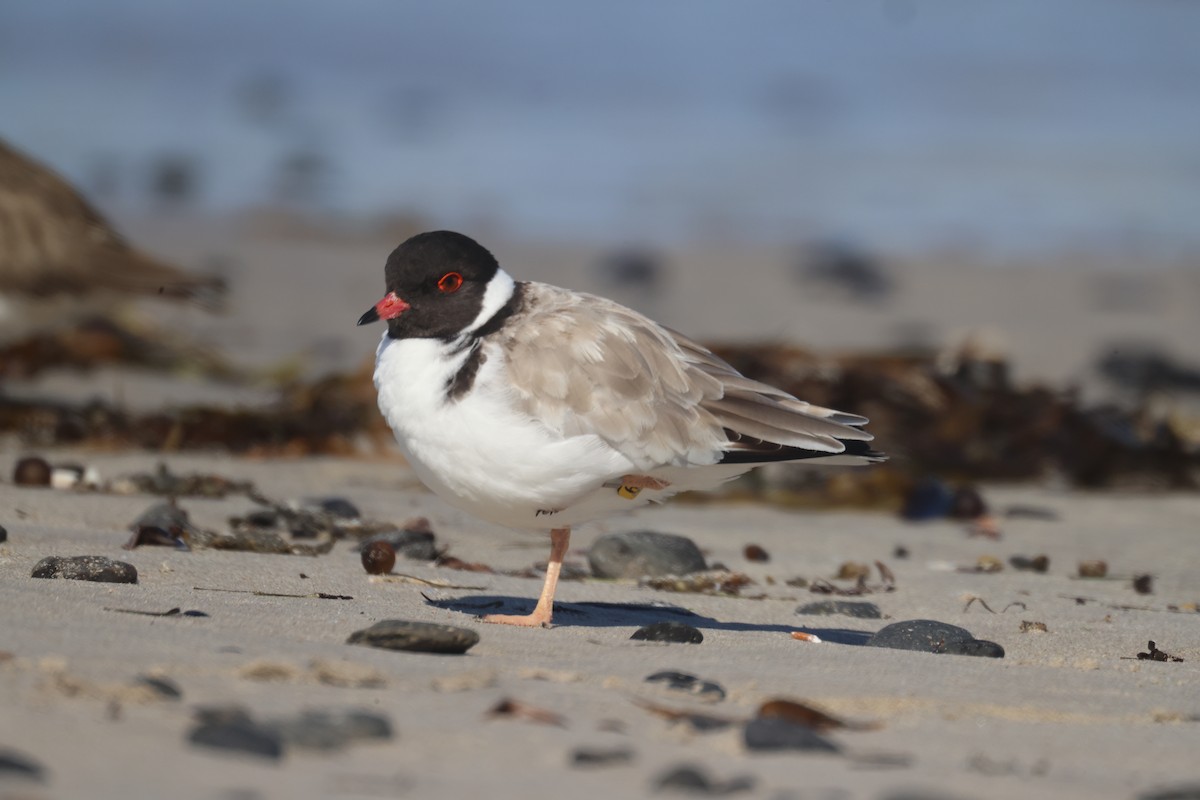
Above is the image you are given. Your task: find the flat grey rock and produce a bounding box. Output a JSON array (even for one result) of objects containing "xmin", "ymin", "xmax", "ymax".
[
  {"xmin": 188, "ymin": 707, "xmax": 283, "ymax": 761},
  {"xmin": 346, "ymin": 619, "xmax": 479, "ymax": 654},
  {"xmin": 742, "ymin": 717, "xmax": 841, "ymax": 752},
  {"xmin": 631, "ymin": 621, "xmax": 704, "ymax": 643},
  {"xmin": 589, "ymin": 530, "xmax": 706, "ymax": 579},
  {"xmin": 868, "ymin": 619, "xmax": 1004, "ymax": 658},
  {"xmin": 31, "ymin": 555, "xmax": 138, "ymax": 584},
  {"xmin": 795, "ymin": 600, "xmax": 882, "ymax": 619}
]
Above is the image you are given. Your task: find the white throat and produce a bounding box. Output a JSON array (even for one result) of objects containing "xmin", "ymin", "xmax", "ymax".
[{"xmin": 464, "ymin": 268, "xmax": 516, "ymax": 334}]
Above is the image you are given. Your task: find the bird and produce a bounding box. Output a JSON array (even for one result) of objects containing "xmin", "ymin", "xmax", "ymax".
[
  {"xmin": 0, "ymin": 137, "xmax": 225, "ymax": 343},
  {"xmin": 358, "ymin": 230, "xmax": 884, "ymax": 628}
]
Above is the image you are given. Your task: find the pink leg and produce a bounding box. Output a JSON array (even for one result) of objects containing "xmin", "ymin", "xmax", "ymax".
[{"xmin": 482, "ymin": 528, "xmax": 570, "ymax": 628}]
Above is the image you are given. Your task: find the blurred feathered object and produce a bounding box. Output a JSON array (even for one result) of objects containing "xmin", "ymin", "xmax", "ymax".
[{"xmin": 0, "ymin": 137, "xmax": 226, "ymax": 338}]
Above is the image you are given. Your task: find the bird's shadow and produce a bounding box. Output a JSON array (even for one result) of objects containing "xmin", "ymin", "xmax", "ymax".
[{"xmin": 423, "ymin": 594, "xmax": 875, "ymax": 645}]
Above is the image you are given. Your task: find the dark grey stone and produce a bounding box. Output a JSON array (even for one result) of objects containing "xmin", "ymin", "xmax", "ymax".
[
  {"xmin": 943, "ymin": 638, "xmax": 1005, "ymax": 657},
  {"xmin": 868, "ymin": 619, "xmax": 1004, "ymax": 658},
  {"xmin": 588, "ymin": 530, "xmax": 706, "ymax": 579},
  {"xmin": 742, "ymin": 717, "xmax": 841, "ymax": 752},
  {"xmin": 266, "ymin": 710, "xmax": 392, "ymax": 751},
  {"xmin": 795, "ymin": 600, "xmax": 882, "ymax": 619},
  {"xmin": 570, "ymin": 746, "xmax": 635, "ymax": 767},
  {"xmin": 346, "ymin": 619, "xmax": 479, "ymax": 654},
  {"xmin": 300, "ymin": 496, "xmax": 361, "ymax": 519},
  {"xmin": 652, "ymin": 764, "xmax": 754, "ymax": 795},
  {"xmin": 631, "ymin": 622, "xmax": 704, "ymax": 644},
  {"xmin": 31, "ymin": 555, "xmax": 138, "ymax": 584},
  {"xmin": 645, "ymin": 671, "xmax": 725, "ymax": 701},
  {"xmin": 0, "ymin": 525, "xmax": 7, "ymax": 543},
  {"xmin": 188, "ymin": 707, "xmax": 283, "ymax": 760},
  {"xmin": 0, "ymin": 748, "xmax": 45, "ymax": 780},
  {"xmin": 132, "ymin": 501, "xmax": 191, "ymax": 532},
  {"xmin": 136, "ymin": 675, "xmax": 183, "ymax": 700}
]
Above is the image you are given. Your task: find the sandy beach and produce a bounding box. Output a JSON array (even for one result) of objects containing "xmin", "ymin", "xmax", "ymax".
[
  {"xmin": 1, "ymin": 448, "xmax": 1197, "ymax": 800},
  {"xmin": 4, "ymin": 5, "xmax": 1199, "ymax": 795}
]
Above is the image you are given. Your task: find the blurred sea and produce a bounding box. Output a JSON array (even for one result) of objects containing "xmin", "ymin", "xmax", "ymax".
[{"xmin": 1, "ymin": 0, "xmax": 1198, "ymax": 261}]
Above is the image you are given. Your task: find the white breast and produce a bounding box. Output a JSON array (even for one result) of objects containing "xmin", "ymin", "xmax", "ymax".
[{"xmin": 373, "ymin": 332, "xmax": 639, "ymax": 529}]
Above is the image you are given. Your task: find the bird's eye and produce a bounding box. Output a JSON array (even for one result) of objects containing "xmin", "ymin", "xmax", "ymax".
[{"xmin": 437, "ymin": 272, "xmax": 464, "ymax": 293}]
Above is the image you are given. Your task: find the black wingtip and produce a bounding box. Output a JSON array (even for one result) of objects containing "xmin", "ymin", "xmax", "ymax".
[
  {"xmin": 357, "ymin": 306, "xmax": 380, "ymax": 326},
  {"xmin": 719, "ymin": 436, "xmax": 887, "ymax": 465}
]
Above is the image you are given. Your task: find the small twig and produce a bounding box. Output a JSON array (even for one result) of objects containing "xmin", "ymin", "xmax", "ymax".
[
  {"xmin": 372, "ymin": 573, "xmax": 487, "ymax": 590},
  {"xmin": 192, "ymin": 586, "xmax": 352, "ymax": 600},
  {"xmin": 104, "ymin": 606, "xmax": 181, "ymax": 617}
]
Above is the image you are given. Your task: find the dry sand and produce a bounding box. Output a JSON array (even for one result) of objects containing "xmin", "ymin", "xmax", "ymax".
[
  {"xmin": 1, "ymin": 450, "xmax": 1198, "ymax": 800},
  {"xmin": 2, "ymin": 219, "xmax": 1198, "ymax": 798}
]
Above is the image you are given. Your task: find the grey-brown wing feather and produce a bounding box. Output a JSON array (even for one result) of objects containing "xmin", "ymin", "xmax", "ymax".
[{"xmin": 497, "ymin": 282, "xmax": 873, "ymax": 469}]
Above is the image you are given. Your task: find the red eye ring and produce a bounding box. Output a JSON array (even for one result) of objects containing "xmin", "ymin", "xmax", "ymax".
[{"xmin": 437, "ymin": 272, "xmax": 464, "ymax": 293}]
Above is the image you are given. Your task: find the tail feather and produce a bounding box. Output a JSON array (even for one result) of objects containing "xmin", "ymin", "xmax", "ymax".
[{"xmin": 719, "ymin": 435, "xmax": 887, "ymax": 466}]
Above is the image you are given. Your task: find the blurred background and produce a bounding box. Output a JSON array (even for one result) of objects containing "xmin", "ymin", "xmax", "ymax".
[{"xmin": 1, "ymin": 0, "xmax": 1197, "ymax": 486}]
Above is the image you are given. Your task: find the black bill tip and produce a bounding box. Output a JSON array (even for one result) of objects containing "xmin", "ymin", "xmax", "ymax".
[{"xmin": 357, "ymin": 306, "xmax": 380, "ymax": 326}]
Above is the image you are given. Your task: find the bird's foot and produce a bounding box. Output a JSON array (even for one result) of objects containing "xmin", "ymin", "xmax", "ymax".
[{"xmin": 481, "ymin": 610, "xmax": 554, "ymax": 628}]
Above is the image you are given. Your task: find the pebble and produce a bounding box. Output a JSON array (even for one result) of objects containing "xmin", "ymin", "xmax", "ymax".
[
  {"xmin": 950, "ymin": 485, "xmax": 988, "ymax": 519},
  {"xmin": 187, "ymin": 707, "xmax": 284, "ymax": 760},
  {"xmin": 899, "ymin": 477, "xmax": 954, "ymax": 520},
  {"xmin": 835, "ymin": 561, "xmax": 871, "ymax": 580},
  {"xmin": 362, "ymin": 526, "xmax": 438, "ymax": 561},
  {"xmin": 124, "ymin": 526, "xmax": 189, "ymax": 550},
  {"xmin": 135, "ymin": 675, "xmax": 183, "ymax": 700},
  {"xmin": 631, "ymin": 622, "xmax": 704, "ymax": 644},
  {"xmin": 742, "ymin": 544, "xmax": 769, "ymax": 562},
  {"xmin": 972, "ymin": 555, "xmax": 1004, "ymax": 573},
  {"xmin": 31, "ymin": 555, "xmax": 138, "ymax": 584},
  {"xmin": 0, "ymin": 747, "xmax": 45, "ymax": 781},
  {"xmin": 588, "ymin": 530, "xmax": 706, "ymax": 579},
  {"xmin": 13, "ymin": 456, "xmax": 52, "ymax": 487},
  {"xmin": 266, "ymin": 709, "xmax": 393, "ymax": 751},
  {"xmin": 644, "ymin": 671, "xmax": 725, "ymax": 702},
  {"xmin": 131, "ymin": 501, "xmax": 191, "ymax": 530},
  {"xmin": 570, "ymin": 746, "xmax": 635, "ymax": 767},
  {"xmin": 51, "ymin": 463, "xmax": 100, "ymax": 490},
  {"xmin": 1133, "ymin": 574, "xmax": 1154, "ymax": 594},
  {"xmin": 0, "ymin": 524, "xmax": 7, "ymax": 543},
  {"xmin": 653, "ymin": 764, "xmax": 754, "ymax": 795},
  {"xmin": 795, "ymin": 600, "xmax": 882, "ymax": 619},
  {"xmin": 1078, "ymin": 560, "xmax": 1108, "ymax": 578},
  {"xmin": 1009, "ymin": 554, "xmax": 1050, "ymax": 573},
  {"xmin": 742, "ymin": 717, "xmax": 841, "ymax": 752},
  {"xmin": 300, "ymin": 496, "xmax": 361, "ymax": 519},
  {"xmin": 346, "ymin": 619, "xmax": 480, "ymax": 654},
  {"xmin": 361, "ymin": 541, "xmax": 396, "ymax": 574},
  {"xmin": 868, "ymin": 619, "xmax": 1004, "ymax": 658}
]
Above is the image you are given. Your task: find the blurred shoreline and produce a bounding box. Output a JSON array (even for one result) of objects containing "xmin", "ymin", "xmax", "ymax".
[{"xmin": 114, "ymin": 210, "xmax": 1200, "ymax": 402}]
